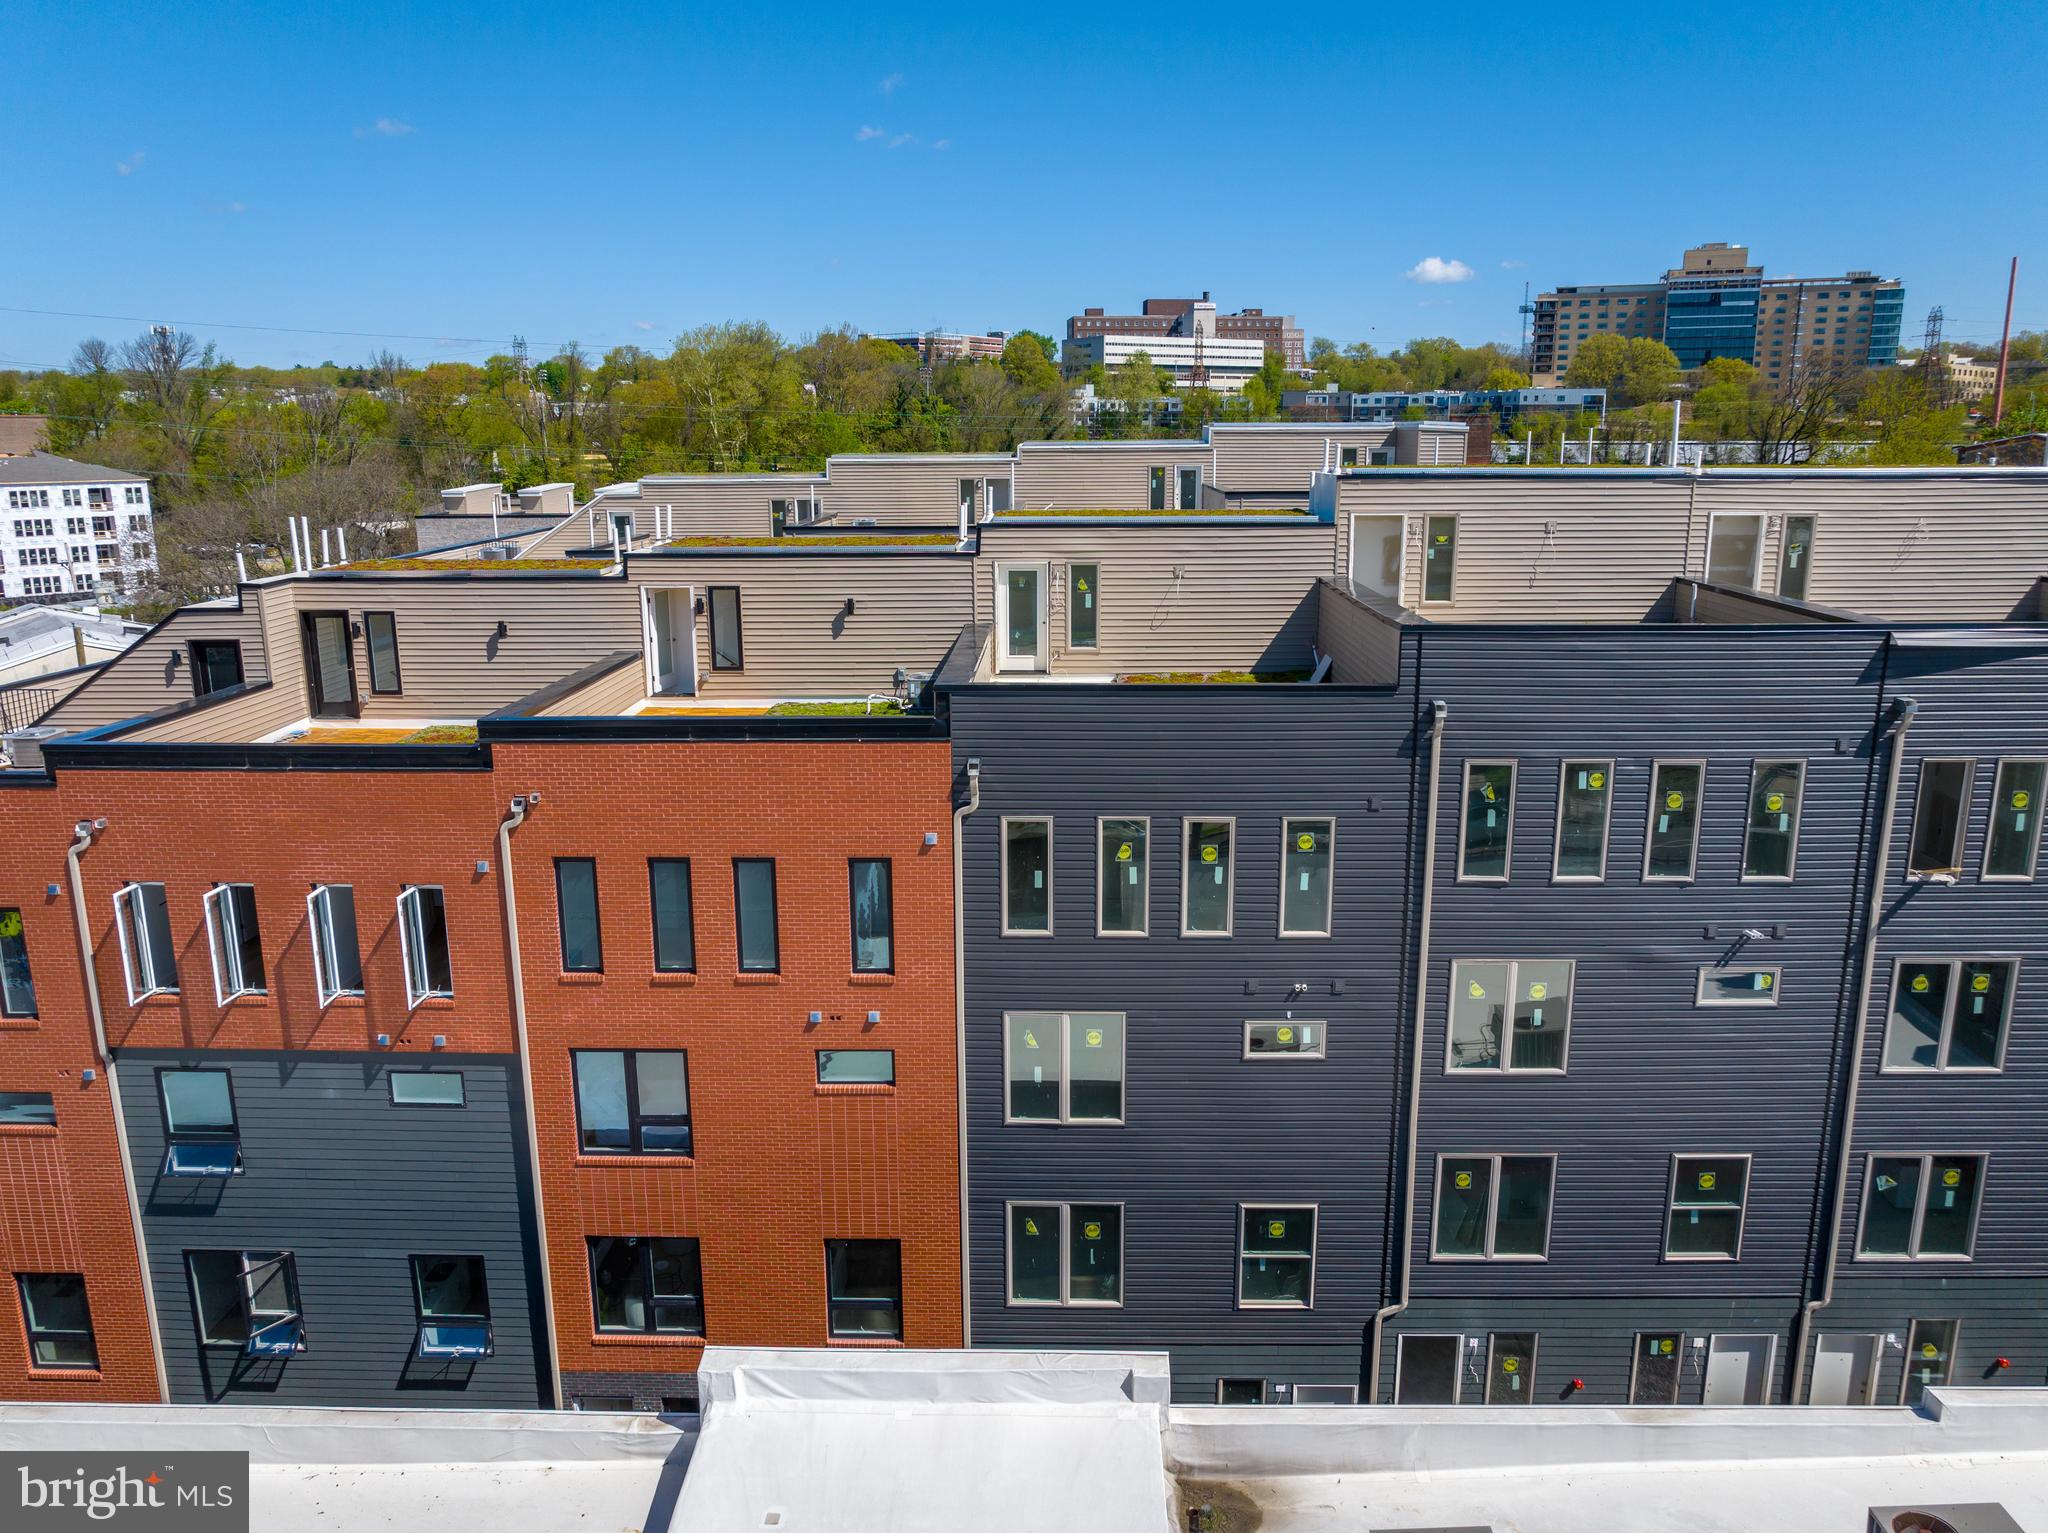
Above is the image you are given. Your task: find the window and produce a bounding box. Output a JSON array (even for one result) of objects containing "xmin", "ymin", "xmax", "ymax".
[
  {"xmin": 114, "ymin": 882, "xmax": 178, "ymax": 1001},
  {"xmin": 708, "ymin": 586, "xmax": 743, "ymax": 670},
  {"xmin": 188, "ymin": 639, "xmax": 244, "ymax": 698},
  {"xmin": 817, "ymin": 1050, "xmax": 895, "ymax": 1085},
  {"xmin": 1706, "ymin": 514, "xmax": 1763, "ymax": 587},
  {"xmin": 158, "ymin": 1068, "xmax": 241, "ymax": 1176},
  {"xmin": 306, "ymin": 884, "xmax": 363, "ymax": 1003},
  {"xmin": 0, "ymin": 1092, "xmax": 54, "ymax": 1125},
  {"xmin": 1458, "ymin": 763, "xmax": 1514, "ymax": 881},
  {"xmin": 1983, "ymin": 760, "xmax": 2046, "ymax": 880},
  {"xmin": 15, "ymin": 1274, "xmax": 97, "ymax": 1370},
  {"xmin": 1631, "ymin": 1332, "xmax": 1684, "ymax": 1404},
  {"xmin": 573, "ymin": 1050, "xmax": 691, "ymax": 1155},
  {"xmin": 1696, "ymin": 966, "xmax": 1780, "ymax": 1005},
  {"xmin": 1666, "ymin": 1155, "xmax": 1750, "ymax": 1259},
  {"xmin": 364, "ymin": 611, "xmax": 402, "ymax": 694},
  {"xmin": 825, "ymin": 1239, "xmax": 902, "ymax": 1339},
  {"xmin": 1002, "ymin": 819, "xmax": 1052, "ymax": 935},
  {"xmin": 389, "ymin": 1071, "xmax": 465, "ymax": 1106},
  {"xmin": 849, "ymin": 859, "xmax": 893, "ymax": 972},
  {"xmin": 1553, "ymin": 761, "xmax": 1613, "ymax": 881},
  {"xmin": 202, "ymin": 884, "xmax": 266, "ymax": 1003},
  {"xmin": 1778, "ymin": 515, "xmax": 1815, "ymax": 600},
  {"xmin": 1182, "ymin": 818, "xmax": 1234, "ymax": 935},
  {"xmin": 1486, "ymin": 1332, "xmax": 1539, "ymax": 1403},
  {"xmin": 1645, "ymin": 762, "xmax": 1704, "ymax": 881},
  {"xmin": 397, "ymin": 885, "xmax": 452, "ymax": 1004},
  {"xmin": 1901, "ymin": 1318, "xmax": 1958, "ymax": 1406},
  {"xmin": 1422, "ymin": 516, "xmax": 1457, "ymax": 602},
  {"xmin": 1244, "ymin": 1021, "xmax": 1324, "ymax": 1058},
  {"xmin": 554, "ymin": 859, "xmax": 603, "ymax": 973},
  {"xmin": 0, "ymin": 907, "xmax": 36, "ymax": 1017},
  {"xmin": 1433, "ymin": 1155, "xmax": 1555, "ymax": 1259},
  {"xmin": 1883, "ymin": 959, "xmax": 2015, "ymax": 1072},
  {"xmin": 1097, "ymin": 818, "xmax": 1147, "ymax": 936},
  {"xmin": 648, "ymin": 860, "xmax": 695, "ymax": 972},
  {"xmin": 1068, "ymin": 563, "xmax": 1099, "ymax": 649},
  {"xmin": 1216, "ymin": 1377, "xmax": 1267, "ymax": 1404},
  {"xmin": 188, "ymin": 1251, "xmax": 304, "ymax": 1354},
  {"xmin": 1007, "ymin": 1203, "xmax": 1122, "ymax": 1306},
  {"xmin": 588, "ymin": 1236, "xmax": 703, "ymax": 1334},
  {"xmin": 1857, "ymin": 1154, "xmax": 1985, "ymax": 1259},
  {"xmin": 1742, "ymin": 761, "xmax": 1804, "ymax": 880},
  {"xmin": 733, "ymin": 859, "xmax": 779, "ymax": 971},
  {"xmin": 1394, "ymin": 1335, "xmax": 1462, "ymax": 1403},
  {"xmin": 1238, "ymin": 1206, "xmax": 1315, "ymax": 1308},
  {"xmin": 1279, "ymin": 819, "xmax": 1334, "ymax": 937},
  {"xmin": 1447, "ymin": 960, "xmax": 1573, "ymax": 1072},
  {"xmin": 1907, "ymin": 760, "xmax": 1973, "ymax": 877},
  {"xmin": 1004, "ymin": 1011, "xmax": 1123, "ymax": 1123},
  {"xmin": 1148, "ymin": 466, "xmax": 1167, "ymax": 511},
  {"xmin": 411, "ymin": 1255, "xmax": 491, "ymax": 1358}
]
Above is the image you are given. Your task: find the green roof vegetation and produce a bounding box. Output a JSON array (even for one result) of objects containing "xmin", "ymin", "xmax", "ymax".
[
  {"xmin": 400, "ymin": 723, "xmax": 480, "ymax": 743},
  {"xmin": 764, "ymin": 699, "xmax": 907, "ymax": 716},
  {"xmin": 1116, "ymin": 670, "xmax": 1313, "ymax": 685},
  {"xmin": 996, "ymin": 508, "xmax": 1309, "ymax": 518},
  {"xmin": 336, "ymin": 557, "xmax": 602, "ymax": 572},
  {"xmin": 661, "ymin": 534, "xmax": 959, "ymax": 549}
]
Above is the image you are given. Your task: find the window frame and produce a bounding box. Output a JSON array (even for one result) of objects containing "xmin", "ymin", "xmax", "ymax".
[
  {"xmin": 409, "ymin": 1253, "xmax": 493, "ymax": 1360},
  {"xmin": 1695, "ymin": 966, "xmax": 1782, "ymax": 1007},
  {"xmin": 571, "ymin": 1049, "xmax": 693, "ymax": 1157},
  {"xmin": 1906, "ymin": 758, "xmax": 1975, "ymax": 879},
  {"xmin": 201, "ymin": 883, "xmax": 266, "ymax": 1004},
  {"xmin": 553, "ymin": 857, "xmax": 604, "ymax": 975},
  {"xmin": 848, "ymin": 857, "xmax": 894, "ymax": 974},
  {"xmin": 1277, "ymin": 817, "xmax": 1336, "ymax": 938},
  {"xmin": 1981, "ymin": 758, "xmax": 2047, "ymax": 882},
  {"xmin": 1739, "ymin": 759, "xmax": 1807, "ymax": 883},
  {"xmin": 113, "ymin": 881, "xmax": 178, "ymax": 1002},
  {"xmin": 1663, "ymin": 1153, "xmax": 1752, "ymax": 1262},
  {"xmin": 707, "ymin": 585, "xmax": 744, "ymax": 671},
  {"xmin": 824, "ymin": 1237, "xmax": 903, "ymax": 1340},
  {"xmin": 388, "ymin": 1071, "xmax": 466, "ymax": 1107},
  {"xmin": 1705, "ymin": 511, "xmax": 1765, "ymax": 587},
  {"xmin": 1456, "ymin": 760, "xmax": 1516, "ymax": 883},
  {"xmin": 187, "ymin": 638, "xmax": 245, "ymax": 699},
  {"xmin": 397, "ymin": 884, "xmax": 453, "ymax": 1006},
  {"xmin": 1879, "ymin": 957, "xmax": 2019, "ymax": 1074},
  {"xmin": 1854, "ymin": 1152, "xmax": 1987, "ymax": 1262},
  {"xmin": 305, "ymin": 884, "xmax": 363, "ymax": 1004},
  {"xmin": 586, "ymin": 1235, "xmax": 705, "ymax": 1336},
  {"xmin": 1000, "ymin": 816, "xmax": 1054, "ymax": 937},
  {"xmin": 1393, "ymin": 1333, "xmax": 1465, "ymax": 1404},
  {"xmin": 186, "ymin": 1249, "xmax": 305, "ymax": 1355},
  {"xmin": 1643, "ymin": 759, "xmax": 1706, "ymax": 883},
  {"xmin": 1444, "ymin": 959, "xmax": 1575, "ymax": 1075},
  {"xmin": 1215, "ymin": 1377, "xmax": 1268, "ymax": 1404},
  {"xmin": 1236, "ymin": 1203, "xmax": 1318, "ymax": 1311},
  {"xmin": 1001, "ymin": 1010, "xmax": 1126, "ymax": 1126},
  {"xmin": 1628, "ymin": 1331, "xmax": 1687, "ymax": 1404},
  {"xmin": 1484, "ymin": 1331, "xmax": 1541, "ymax": 1404},
  {"xmin": 1067, "ymin": 562, "xmax": 1100, "ymax": 651},
  {"xmin": 1002, "ymin": 1200, "xmax": 1126, "ymax": 1308},
  {"xmin": 1180, "ymin": 816, "xmax": 1236, "ymax": 938},
  {"xmin": 816, "ymin": 1049, "xmax": 895, "ymax": 1085},
  {"xmin": 648, "ymin": 858, "xmax": 696, "ymax": 974},
  {"xmin": 1551, "ymin": 759, "xmax": 1615, "ymax": 884},
  {"xmin": 0, "ymin": 906, "xmax": 38, "ymax": 1018},
  {"xmin": 1430, "ymin": 1152, "xmax": 1558, "ymax": 1262},
  {"xmin": 1095, "ymin": 816, "xmax": 1149, "ymax": 938},
  {"xmin": 1242, "ymin": 1020, "xmax": 1326, "ymax": 1060},
  {"xmin": 363, "ymin": 610, "xmax": 403, "ymax": 695},
  {"xmin": 732, "ymin": 857, "xmax": 780, "ymax": 972},
  {"xmin": 1899, "ymin": 1317, "xmax": 1960, "ymax": 1406},
  {"xmin": 15, "ymin": 1272, "xmax": 98, "ymax": 1371},
  {"xmin": 1421, "ymin": 514, "xmax": 1458, "ymax": 603},
  {"xmin": 1176, "ymin": 463, "xmax": 1202, "ymax": 510},
  {"xmin": 1777, "ymin": 514, "xmax": 1817, "ymax": 601},
  {"xmin": 156, "ymin": 1067, "xmax": 243, "ymax": 1177}
]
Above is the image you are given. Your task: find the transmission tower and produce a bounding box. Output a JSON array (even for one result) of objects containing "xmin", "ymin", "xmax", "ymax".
[
  {"xmin": 1918, "ymin": 307, "xmax": 1948, "ymax": 405},
  {"xmin": 1518, "ymin": 282, "xmax": 1534, "ymax": 370}
]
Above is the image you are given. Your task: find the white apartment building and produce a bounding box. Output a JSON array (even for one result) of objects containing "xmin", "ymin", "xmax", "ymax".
[
  {"xmin": 0, "ymin": 452, "xmax": 157, "ymax": 600},
  {"xmin": 1060, "ymin": 331, "xmax": 1270, "ymax": 392}
]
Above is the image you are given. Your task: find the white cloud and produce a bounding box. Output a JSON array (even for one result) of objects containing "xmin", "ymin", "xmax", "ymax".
[
  {"xmin": 888, "ymin": 133, "xmax": 916, "ymax": 149},
  {"xmin": 878, "ymin": 72, "xmax": 903, "ymax": 94},
  {"xmin": 1405, "ymin": 256, "xmax": 1475, "ymax": 284},
  {"xmin": 355, "ymin": 118, "xmax": 416, "ymax": 139},
  {"xmin": 1499, "ymin": 258, "xmax": 1527, "ymax": 270},
  {"xmin": 204, "ymin": 200, "xmax": 248, "ymax": 215},
  {"xmin": 856, "ymin": 124, "xmax": 886, "ymax": 141},
  {"xmin": 633, "ymin": 320, "xmax": 655, "ymax": 332},
  {"xmin": 857, "ymin": 124, "xmax": 946, "ymax": 151},
  {"xmin": 115, "ymin": 151, "xmax": 146, "ymax": 176},
  {"xmin": 933, "ymin": 138, "xmax": 951, "ymax": 150}
]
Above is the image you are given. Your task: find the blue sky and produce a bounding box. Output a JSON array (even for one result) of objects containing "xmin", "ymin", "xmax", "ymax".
[{"xmin": 6, "ymin": 0, "xmax": 2043, "ymax": 370}]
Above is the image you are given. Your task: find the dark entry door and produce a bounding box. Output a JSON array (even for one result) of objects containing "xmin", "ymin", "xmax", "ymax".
[{"xmin": 301, "ymin": 612, "xmax": 359, "ymax": 719}]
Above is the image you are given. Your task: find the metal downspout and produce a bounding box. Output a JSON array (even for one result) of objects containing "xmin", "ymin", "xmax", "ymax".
[
  {"xmin": 952, "ymin": 759, "xmax": 981, "ymax": 1345},
  {"xmin": 497, "ymin": 796, "xmax": 563, "ymax": 1408},
  {"xmin": 1790, "ymin": 689, "xmax": 1916, "ymax": 1402},
  {"xmin": 67, "ymin": 819, "xmax": 171, "ymax": 1402},
  {"xmin": 1367, "ymin": 697, "xmax": 1448, "ymax": 1401}
]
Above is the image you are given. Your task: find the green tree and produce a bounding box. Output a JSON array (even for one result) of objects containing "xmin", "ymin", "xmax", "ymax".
[
  {"xmin": 1857, "ymin": 370, "xmax": 1969, "ymax": 466},
  {"xmin": 998, "ymin": 333, "xmax": 1062, "ymax": 394},
  {"xmin": 1563, "ymin": 334, "xmax": 1629, "ymax": 390},
  {"xmin": 1482, "ymin": 365, "xmax": 1530, "ymax": 391}
]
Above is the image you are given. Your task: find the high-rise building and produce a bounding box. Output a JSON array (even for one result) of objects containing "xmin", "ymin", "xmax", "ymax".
[
  {"xmin": 1066, "ymin": 294, "xmax": 1306, "ymax": 372},
  {"xmin": 1530, "ymin": 244, "xmax": 1905, "ymax": 385}
]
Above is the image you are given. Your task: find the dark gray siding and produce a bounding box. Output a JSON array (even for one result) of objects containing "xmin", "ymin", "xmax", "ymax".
[{"xmin": 119, "ymin": 1050, "xmax": 548, "ymax": 1408}]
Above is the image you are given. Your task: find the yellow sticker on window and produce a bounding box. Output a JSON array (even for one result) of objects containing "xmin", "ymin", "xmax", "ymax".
[
  {"xmin": 1665, "ymin": 790, "xmax": 1684, "ymax": 811},
  {"xmin": 1698, "ymin": 1171, "xmax": 1717, "ymax": 1190},
  {"xmin": 1201, "ymin": 844, "xmax": 1219, "ymax": 864},
  {"xmin": 1083, "ymin": 1222, "xmax": 1102, "ymax": 1240},
  {"xmin": 1435, "ymin": 531, "xmax": 1449, "ymax": 544},
  {"xmin": 1084, "ymin": 1028, "xmax": 1104, "ymax": 1048},
  {"xmin": 1656, "ymin": 1338, "xmax": 1674, "ymax": 1355},
  {"xmin": 1943, "ymin": 1167, "xmax": 1962, "ymax": 1187},
  {"xmin": 1587, "ymin": 771, "xmax": 1606, "ymax": 789},
  {"xmin": 1468, "ymin": 980, "xmax": 1486, "ymax": 999},
  {"xmin": 1116, "ymin": 842, "xmax": 1133, "ymax": 862},
  {"xmin": 1922, "ymin": 1341, "xmax": 1940, "ymax": 1358},
  {"xmin": 1266, "ymin": 1220, "xmax": 1286, "ymax": 1239},
  {"xmin": 1911, "ymin": 973, "xmax": 1931, "ymax": 993},
  {"xmin": 1765, "ymin": 793, "xmax": 1785, "ymax": 813},
  {"xmin": 0, "ymin": 910, "xmax": 19, "ymax": 940},
  {"xmin": 1023, "ymin": 1030, "xmax": 1039, "ymax": 1049},
  {"xmin": 1454, "ymin": 1171, "xmax": 1473, "ymax": 1189},
  {"xmin": 1529, "ymin": 982, "xmax": 1548, "ymax": 1001},
  {"xmin": 1972, "ymin": 971, "xmax": 1991, "ymax": 992},
  {"xmin": 2014, "ymin": 790, "xmax": 2032, "ymax": 811},
  {"xmin": 1024, "ymin": 1218, "xmax": 1039, "ymax": 1236},
  {"xmin": 1501, "ymin": 1357, "xmax": 1519, "ymax": 1373},
  {"xmin": 1296, "ymin": 832, "xmax": 1316, "ymax": 852},
  {"xmin": 1482, "ymin": 782, "xmax": 1497, "ymax": 802},
  {"xmin": 1276, "ymin": 1026, "xmax": 1294, "ymax": 1043}
]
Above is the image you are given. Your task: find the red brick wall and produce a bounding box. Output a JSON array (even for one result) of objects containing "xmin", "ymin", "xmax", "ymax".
[{"xmin": 495, "ymin": 738, "xmax": 963, "ymax": 1381}]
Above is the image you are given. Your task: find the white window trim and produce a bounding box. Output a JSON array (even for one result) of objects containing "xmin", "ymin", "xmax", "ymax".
[
  {"xmin": 1484, "ymin": 1332, "xmax": 1542, "ymax": 1404},
  {"xmin": 1277, "ymin": 817, "xmax": 1336, "ymax": 938},
  {"xmin": 1906, "ymin": 758, "xmax": 1975, "ymax": 880},
  {"xmin": 1001, "ymin": 1011, "xmax": 1126, "ymax": 1126},
  {"xmin": 1095, "ymin": 816, "xmax": 1148, "ymax": 938},
  {"xmin": 1445, "ymin": 959, "xmax": 1574, "ymax": 1075},
  {"xmin": 1395, "ymin": 1333, "xmax": 1465, "ymax": 1404},
  {"xmin": 1628, "ymin": 1331, "xmax": 1688, "ymax": 1404},
  {"xmin": 203, "ymin": 883, "xmax": 264, "ymax": 1005},
  {"xmin": 397, "ymin": 884, "xmax": 452, "ymax": 1007},
  {"xmin": 1551, "ymin": 759, "xmax": 1614, "ymax": 884},
  {"xmin": 1704, "ymin": 512, "xmax": 1765, "ymax": 587},
  {"xmin": 1000, "ymin": 816, "xmax": 1054, "ymax": 937},
  {"xmin": 113, "ymin": 881, "xmax": 176, "ymax": 1003},
  {"xmin": 1419, "ymin": 513, "xmax": 1459, "ymax": 603},
  {"xmin": 1663, "ymin": 1152, "xmax": 1752, "ymax": 1262},
  {"xmin": 306, "ymin": 885, "xmax": 362, "ymax": 1005},
  {"xmin": 1002, "ymin": 1200, "xmax": 1125, "ymax": 1309},
  {"xmin": 1430, "ymin": 1152, "xmax": 1557, "ymax": 1262},
  {"xmin": 1456, "ymin": 761, "xmax": 1516, "ymax": 883},
  {"xmin": 1066, "ymin": 562, "xmax": 1101, "ymax": 652},
  {"xmin": 1777, "ymin": 514, "xmax": 1818, "ymax": 600},
  {"xmin": 1739, "ymin": 759, "xmax": 1807, "ymax": 883},
  {"xmin": 1704, "ymin": 1333, "xmax": 1776, "ymax": 1404},
  {"xmin": 1235, "ymin": 1203, "xmax": 1317, "ymax": 1310},
  {"xmin": 1981, "ymin": 759, "xmax": 2047, "ymax": 882},
  {"xmin": 1242, "ymin": 1020, "xmax": 1326, "ymax": 1060},
  {"xmin": 1853, "ymin": 1151, "xmax": 1987, "ymax": 1262},
  {"xmin": 1899, "ymin": 1319, "xmax": 1961, "ymax": 1405},
  {"xmin": 1214, "ymin": 1377, "xmax": 1269, "ymax": 1404},
  {"xmin": 1180, "ymin": 817, "xmax": 1236, "ymax": 938},
  {"xmin": 1695, "ymin": 966, "xmax": 1782, "ymax": 1007},
  {"xmin": 1643, "ymin": 760, "xmax": 1707, "ymax": 883},
  {"xmin": 1879, "ymin": 958, "xmax": 2019, "ymax": 1075}
]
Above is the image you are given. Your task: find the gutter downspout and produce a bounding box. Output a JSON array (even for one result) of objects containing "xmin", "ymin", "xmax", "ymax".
[
  {"xmin": 1790, "ymin": 690, "xmax": 1916, "ymax": 1403},
  {"xmin": 67, "ymin": 818, "xmax": 171, "ymax": 1403},
  {"xmin": 497, "ymin": 795, "xmax": 563, "ymax": 1408},
  {"xmin": 952, "ymin": 758, "xmax": 982, "ymax": 1346},
  {"xmin": 1367, "ymin": 697, "xmax": 1448, "ymax": 1401}
]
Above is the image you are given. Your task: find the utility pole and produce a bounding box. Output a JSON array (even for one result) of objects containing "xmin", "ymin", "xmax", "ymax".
[
  {"xmin": 1992, "ymin": 257, "xmax": 2019, "ymax": 427},
  {"xmin": 1517, "ymin": 282, "xmax": 1534, "ymax": 372},
  {"xmin": 1918, "ymin": 307, "xmax": 1948, "ymax": 406}
]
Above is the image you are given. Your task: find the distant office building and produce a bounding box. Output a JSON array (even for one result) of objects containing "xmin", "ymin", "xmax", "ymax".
[
  {"xmin": 864, "ymin": 331, "xmax": 1014, "ymax": 366},
  {"xmin": 1067, "ymin": 293, "xmax": 1306, "ymax": 370},
  {"xmin": 1062, "ymin": 332, "xmax": 1270, "ymax": 393},
  {"xmin": 0, "ymin": 453, "xmax": 158, "ymax": 600},
  {"xmin": 1284, "ymin": 387, "xmax": 1606, "ymax": 423},
  {"xmin": 1531, "ymin": 244, "xmax": 1904, "ymax": 384}
]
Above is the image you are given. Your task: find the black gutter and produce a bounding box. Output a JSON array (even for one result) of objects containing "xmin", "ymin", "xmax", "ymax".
[{"xmin": 42, "ymin": 740, "xmax": 491, "ymax": 773}]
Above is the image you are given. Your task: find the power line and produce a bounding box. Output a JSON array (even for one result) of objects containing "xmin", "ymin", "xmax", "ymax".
[{"xmin": 0, "ymin": 305, "xmax": 572, "ymax": 349}]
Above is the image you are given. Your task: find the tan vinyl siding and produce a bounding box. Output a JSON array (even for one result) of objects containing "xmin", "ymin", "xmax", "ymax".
[
  {"xmin": 1209, "ymin": 425, "xmax": 1393, "ymax": 488},
  {"xmin": 121, "ymin": 680, "xmax": 305, "ymax": 744},
  {"xmin": 1014, "ymin": 442, "xmax": 1207, "ymax": 510},
  {"xmin": 533, "ymin": 655, "xmax": 647, "ymax": 716},
  {"xmin": 639, "ymin": 475, "xmax": 820, "ymax": 537},
  {"xmin": 517, "ymin": 503, "xmax": 618, "ymax": 558},
  {"xmin": 630, "ymin": 554, "xmax": 972, "ymax": 697},
  {"xmin": 1409, "ymin": 425, "xmax": 1468, "ymax": 466},
  {"xmin": 974, "ymin": 523, "xmax": 1334, "ymax": 674},
  {"xmin": 1313, "ymin": 578, "xmax": 1406, "ymax": 684},
  {"xmin": 40, "ymin": 599, "xmax": 270, "ymax": 730},
  {"xmin": 1679, "ymin": 580, "xmax": 1841, "ymax": 625},
  {"xmin": 822, "ymin": 456, "xmax": 1009, "ymax": 525}
]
